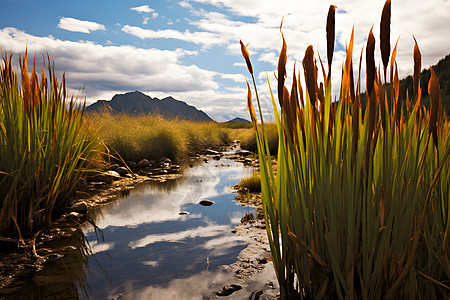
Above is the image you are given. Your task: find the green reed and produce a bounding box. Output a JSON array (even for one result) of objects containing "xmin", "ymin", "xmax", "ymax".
[
  {"xmin": 241, "ymin": 1, "xmax": 449, "ymax": 298},
  {"xmin": 0, "ymin": 49, "xmax": 100, "ymax": 239}
]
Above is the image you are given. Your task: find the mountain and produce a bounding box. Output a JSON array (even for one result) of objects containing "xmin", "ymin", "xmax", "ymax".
[
  {"xmin": 225, "ymin": 117, "xmax": 251, "ymax": 123},
  {"xmin": 86, "ymin": 91, "xmax": 214, "ymax": 122}
]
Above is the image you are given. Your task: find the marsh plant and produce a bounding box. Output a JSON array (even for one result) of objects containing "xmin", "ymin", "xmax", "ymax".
[
  {"xmin": 0, "ymin": 49, "xmax": 99, "ymax": 239},
  {"xmin": 241, "ymin": 1, "xmax": 449, "ymax": 298}
]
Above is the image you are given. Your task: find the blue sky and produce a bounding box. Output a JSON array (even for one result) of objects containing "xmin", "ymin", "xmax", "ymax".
[{"xmin": 1, "ymin": 0, "xmax": 449, "ymax": 121}]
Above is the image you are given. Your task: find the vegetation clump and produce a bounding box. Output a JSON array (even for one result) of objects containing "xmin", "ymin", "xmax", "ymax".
[
  {"xmin": 88, "ymin": 112, "xmax": 231, "ymax": 162},
  {"xmin": 0, "ymin": 50, "xmax": 100, "ymax": 239},
  {"xmin": 241, "ymin": 1, "xmax": 450, "ymax": 298}
]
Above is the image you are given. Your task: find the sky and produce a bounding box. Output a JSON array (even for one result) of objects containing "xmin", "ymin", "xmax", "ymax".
[{"xmin": 0, "ymin": 0, "xmax": 449, "ymax": 121}]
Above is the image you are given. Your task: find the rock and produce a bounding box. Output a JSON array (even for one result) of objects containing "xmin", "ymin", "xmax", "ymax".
[
  {"xmin": 115, "ymin": 166, "xmax": 130, "ymax": 176},
  {"xmin": 235, "ymin": 149, "xmax": 252, "ymax": 157},
  {"xmin": 243, "ymin": 158, "xmax": 253, "ymax": 164},
  {"xmin": 69, "ymin": 201, "xmax": 88, "ymax": 214},
  {"xmin": 105, "ymin": 170, "xmax": 121, "ymax": 180},
  {"xmin": 127, "ymin": 161, "xmax": 136, "ymax": 167},
  {"xmin": 160, "ymin": 157, "xmax": 171, "ymax": 163},
  {"xmin": 178, "ymin": 211, "xmax": 190, "ymax": 215},
  {"xmin": 68, "ymin": 212, "xmax": 80, "ymax": 221},
  {"xmin": 109, "ymin": 163, "xmax": 120, "ymax": 170},
  {"xmin": 137, "ymin": 159, "xmax": 150, "ymax": 167},
  {"xmin": 216, "ymin": 284, "xmax": 242, "ymax": 296},
  {"xmin": 199, "ymin": 199, "xmax": 215, "ymax": 206},
  {"xmin": 88, "ymin": 173, "xmax": 112, "ymax": 184},
  {"xmin": 204, "ymin": 149, "xmax": 222, "ymax": 155},
  {"xmin": 213, "ymin": 155, "xmax": 221, "ymax": 160}
]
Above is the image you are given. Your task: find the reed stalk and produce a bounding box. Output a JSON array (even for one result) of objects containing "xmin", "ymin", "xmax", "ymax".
[{"xmin": 241, "ymin": 1, "xmax": 450, "ymax": 298}]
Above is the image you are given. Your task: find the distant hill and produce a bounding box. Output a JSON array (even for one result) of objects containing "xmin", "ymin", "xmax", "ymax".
[
  {"xmin": 360, "ymin": 54, "xmax": 450, "ymax": 117},
  {"xmin": 221, "ymin": 117, "xmax": 252, "ymax": 128},
  {"xmin": 226, "ymin": 117, "xmax": 251, "ymax": 123},
  {"xmin": 86, "ymin": 91, "xmax": 214, "ymax": 122}
]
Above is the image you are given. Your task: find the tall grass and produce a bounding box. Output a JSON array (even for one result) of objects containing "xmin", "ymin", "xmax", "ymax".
[
  {"xmin": 87, "ymin": 112, "xmax": 230, "ymax": 162},
  {"xmin": 241, "ymin": 1, "xmax": 450, "ymax": 298},
  {"xmin": 0, "ymin": 50, "xmax": 100, "ymax": 239}
]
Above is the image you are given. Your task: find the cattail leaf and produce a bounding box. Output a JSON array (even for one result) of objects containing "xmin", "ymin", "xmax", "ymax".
[
  {"xmin": 380, "ymin": 0, "xmax": 391, "ymax": 77},
  {"xmin": 303, "ymin": 45, "xmax": 316, "ymax": 107},
  {"xmin": 240, "ymin": 40, "xmax": 253, "ymax": 75},
  {"xmin": 342, "ymin": 26, "xmax": 354, "ymax": 102},
  {"xmin": 326, "ymin": 5, "xmax": 336, "ymax": 78}
]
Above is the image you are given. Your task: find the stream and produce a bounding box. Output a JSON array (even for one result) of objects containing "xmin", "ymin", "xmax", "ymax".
[{"xmin": 2, "ymin": 156, "xmax": 262, "ymax": 299}]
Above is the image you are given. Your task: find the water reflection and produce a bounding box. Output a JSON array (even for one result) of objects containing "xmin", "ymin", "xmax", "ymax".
[
  {"xmin": 80, "ymin": 158, "xmax": 253, "ymax": 299},
  {"xmin": 0, "ymin": 158, "xmax": 254, "ymax": 299}
]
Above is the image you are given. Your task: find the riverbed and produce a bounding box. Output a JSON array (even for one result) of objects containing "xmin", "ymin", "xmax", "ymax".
[{"xmin": 1, "ymin": 155, "xmax": 277, "ymax": 299}]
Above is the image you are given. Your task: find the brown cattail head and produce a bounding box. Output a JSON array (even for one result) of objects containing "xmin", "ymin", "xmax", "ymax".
[
  {"xmin": 326, "ymin": 5, "xmax": 337, "ymax": 78},
  {"xmin": 428, "ymin": 67, "xmax": 440, "ymax": 148},
  {"xmin": 278, "ymin": 32, "xmax": 288, "ymax": 108},
  {"xmin": 303, "ymin": 45, "xmax": 316, "ymax": 107},
  {"xmin": 380, "ymin": 0, "xmax": 391, "ymax": 78},
  {"xmin": 246, "ymin": 78, "xmax": 257, "ymax": 126},
  {"xmin": 240, "ymin": 40, "xmax": 253, "ymax": 75},
  {"xmin": 366, "ymin": 26, "xmax": 376, "ymax": 98},
  {"xmin": 413, "ymin": 35, "xmax": 422, "ymax": 100}
]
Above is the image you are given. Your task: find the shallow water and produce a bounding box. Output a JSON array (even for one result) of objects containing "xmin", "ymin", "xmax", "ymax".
[
  {"xmin": 1, "ymin": 157, "xmax": 256, "ymax": 299},
  {"xmin": 80, "ymin": 158, "xmax": 255, "ymax": 299}
]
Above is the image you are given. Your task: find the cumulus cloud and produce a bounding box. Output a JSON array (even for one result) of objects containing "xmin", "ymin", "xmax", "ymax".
[
  {"xmin": 130, "ymin": 5, "xmax": 154, "ymax": 13},
  {"xmin": 122, "ymin": 25, "xmax": 224, "ymax": 48},
  {"xmin": 0, "ymin": 28, "xmax": 232, "ymax": 115},
  {"xmin": 57, "ymin": 17, "xmax": 105, "ymax": 33}
]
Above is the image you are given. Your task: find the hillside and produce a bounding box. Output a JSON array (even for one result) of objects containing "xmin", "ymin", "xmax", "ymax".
[
  {"xmin": 360, "ymin": 54, "xmax": 450, "ymax": 117},
  {"xmin": 86, "ymin": 91, "xmax": 214, "ymax": 122}
]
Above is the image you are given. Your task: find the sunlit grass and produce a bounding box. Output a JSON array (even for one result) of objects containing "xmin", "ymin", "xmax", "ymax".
[
  {"xmin": 241, "ymin": 1, "xmax": 450, "ymax": 298},
  {"xmin": 87, "ymin": 112, "xmax": 231, "ymax": 162}
]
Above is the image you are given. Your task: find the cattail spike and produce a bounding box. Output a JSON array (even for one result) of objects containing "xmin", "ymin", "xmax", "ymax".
[
  {"xmin": 303, "ymin": 45, "xmax": 316, "ymax": 108},
  {"xmin": 412, "ymin": 35, "xmax": 422, "ymax": 101},
  {"xmin": 428, "ymin": 67, "xmax": 441, "ymax": 150},
  {"xmin": 366, "ymin": 26, "xmax": 376, "ymax": 99},
  {"xmin": 326, "ymin": 5, "xmax": 337, "ymax": 79},
  {"xmin": 240, "ymin": 40, "xmax": 253, "ymax": 75},
  {"xmin": 380, "ymin": 0, "xmax": 391, "ymax": 81},
  {"xmin": 278, "ymin": 30, "xmax": 288, "ymax": 108}
]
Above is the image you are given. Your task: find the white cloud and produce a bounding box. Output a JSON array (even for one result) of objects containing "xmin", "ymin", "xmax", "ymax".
[
  {"xmin": 122, "ymin": 25, "xmax": 224, "ymax": 48},
  {"xmin": 131, "ymin": 5, "xmax": 154, "ymax": 14},
  {"xmin": 143, "ymin": 17, "xmax": 150, "ymax": 25},
  {"xmin": 152, "ymin": 13, "xmax": 159, "ymax": 19},
  {"xmin": 0, "ymin": 27, "xmax": 232, "ymax": 118},
  {"xmin": 57, "ymin": 17, "xmax": 105, "ymax": 34}
]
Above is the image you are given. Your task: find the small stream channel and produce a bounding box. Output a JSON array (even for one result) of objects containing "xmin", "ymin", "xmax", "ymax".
[{"xmin": 3, "ymin": 156, "xmax": 260, "ymax": 299}]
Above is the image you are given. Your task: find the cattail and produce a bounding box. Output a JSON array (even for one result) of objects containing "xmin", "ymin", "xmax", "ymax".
[
  {"xmin": 366, "ymin": 27, "xmax": 376, "ymax": 98},
  {"xmin": 278, "ymin": 32, "xmax": 287, "ymax": 108},
  {"xmin": 21, "ymin": 49, "xmax": 32, "ymax": 117},
  {"xmin": 303, "ymin": 45, "xmax": 316, "ymax": 107},
  {"xmin": 246, "ymin": 79, "xmax": 257, "ymax": 126},
  {"xmin": 428, "ymin": 67, "xmax": 440, "ymax": 149},
  {"xmin": 240, "ymin": 40, "xmax": 253, "ymax": 75},
  {"xmin": 413, "ymin": 35, "xmax": 422, "ymax": 101},
  {"xmin": 326, "ymin": 5, "xmax": 337, "ymax": 79},
  {"xmin": 380, "ymin": 0, "xmax": 391, "ymax": 80}
]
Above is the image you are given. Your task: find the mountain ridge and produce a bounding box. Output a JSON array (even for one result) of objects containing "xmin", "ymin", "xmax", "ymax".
[{"xmin": 86, "ymin": 91, "xmax": 214, "ymax": 122}]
